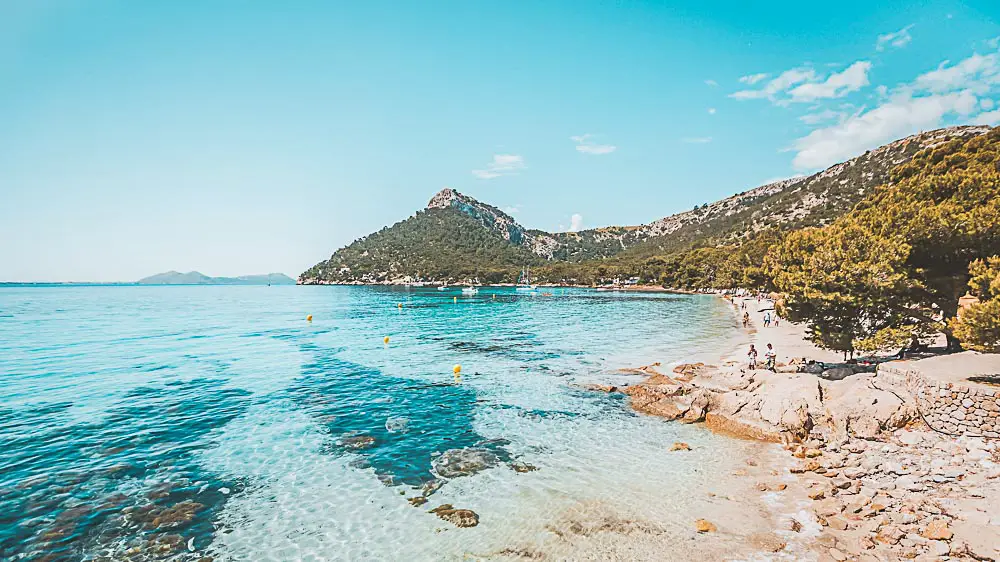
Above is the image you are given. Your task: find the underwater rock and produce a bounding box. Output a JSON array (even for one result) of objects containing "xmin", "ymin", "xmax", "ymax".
[
  {"xmin": 510, "ymin": 462, "xmax": 538, "ymax": 473},
  {"xmin": 430, "ymin": 504, "xmax": 479, "ymax": 528},
  {"xmin": 407, "ymin": 496, "xmax": 428, "ymax": 507},
  {"xmin": 385, "ymin": 417, "xmax": 409, "ymax": 433},
  {"xmin": 670, "ymin": 442, "xmax": 691, "ymax": 451},
  {"xmin": 432, "ymin": 448, "xmax": 499, "ymax": 478},
  {"xmin": 340, "ymin": 434, "xmax": 376, "ymax": 450}
]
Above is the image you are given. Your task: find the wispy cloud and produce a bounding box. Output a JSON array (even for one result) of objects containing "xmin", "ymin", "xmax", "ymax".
[
  {"xmin": 704, "ymin": 79, "xmax": 718, "ymax": 87},
  {"xmin": 682, "ymin": 136, "xmax": 713, "ymax": 144},
  {"xmin": 876, "ymin": 24, "xmax": 914, "ymax": 51},
  {"xmin": 472, "ymin": 154, "xmax": 525, "ymax": 179},
  {"xmin": 739, "ymin": 73, "xmax": 770, "ymax": 85},
  {"xmin": 787, "ymin": 61, "xmax": 871, "ymax": 102},
  {"xmin": 732, "ymin": 63, "xmax": 870, "ymax": 104},
  {"xmin": 571, "ymin": 134, "xmax": 616, "ymax": 155},
  {"xmin": 503, "ymin": 205, "xmax": 521, "ymax": 215},
  {"xmin": 798, "ymin": 108, "xmax": 845, "ymax": 125},
  {"xmin": 730, "ymin": 67, "xmax": 817, "ymax": 101},
  {"xmin": 707, "ymin": 107, "xmax": 717, "ymax": 115}
]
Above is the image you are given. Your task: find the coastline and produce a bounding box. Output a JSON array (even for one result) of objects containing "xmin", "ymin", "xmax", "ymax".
[{"xmin": 589, "ymin": 294, "xmax": 1000, "ymax": 561}]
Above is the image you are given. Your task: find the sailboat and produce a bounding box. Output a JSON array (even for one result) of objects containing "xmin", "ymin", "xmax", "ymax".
[
  {"xmin": 461, "ymin": 286, "xmax": 479, "ymax": 295},
  {"xmin": 515, "ymin": 267, "xmax": 537, "ymax": 292}
]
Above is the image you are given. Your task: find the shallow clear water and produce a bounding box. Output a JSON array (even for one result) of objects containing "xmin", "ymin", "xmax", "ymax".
[{"xmin": 0, "ymin": 286, "xmax": 771, "ymax": 561}]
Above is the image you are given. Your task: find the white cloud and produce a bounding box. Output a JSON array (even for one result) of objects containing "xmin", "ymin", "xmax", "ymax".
[
  {"xmin": 791, "ymin": 90, "xmax": 979, "ymax": 170},
  {"xmin": 472, "ymin": 154, "xmax": 525, "ymax": 179},
  {"xmin": 876, "ymin": 25, "xmax": 914, "ymax": 51},
  {"xmin": 787, "ymin": 61, "xmax": 872, "ymax": 102},
  {"xmin": 503, "ymin": 205, "xmax": 520, "ymax": 215},
  {"xmin": 731, "ymin": 67, "xmax": 817, "ymax": 101},
  {"xmin": 789, "ymin": 49, "xmax": 1000, "ymax": 171},
  {"xmin": 977, "ymin": 108, "xmax": 1000, "ymax": 125},
  {"xmin": 988, "ymin": 37, "xmax": 1000, "ymax": 50},
  {"xmin": 568, "ymin": 214, "xmax": 584, "ymax": 232},
  {"xmin": 571, "ymin": 134, "xmax": 616, "ymax": 155},
  {"xmin": 681, "ymin": 136, "xmax": 713, "ymax": 144},
  {"xmin": 705, "ymin": 79, "xmax": 718, "ymax": 87},
  {"xmin": 739, "ymin": 73, "xmax": 769, "ymax": 85},
  {"xmin": 913, "ymin": 53, "xmax": 1000, "ymax": 94},
  {"xmin": 707, "ymin": 107, "xmax": 717, "ymax": 115},
  {"xmin": 799, "ymin": 109, "xmax": 844, "ymax": 125}
]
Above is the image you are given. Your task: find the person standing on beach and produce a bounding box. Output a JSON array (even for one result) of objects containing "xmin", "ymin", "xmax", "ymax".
[
  {"xmin": 747, "ymin": 344, "xmax": 758, "ymax": 370},
  {"xmin": 763, "ymin": 311, "xmax": 771, "ymax": 327},
  {"xmin": 742, "ymin": 311, "xmax": 750, "ymax": 328},
  {"xmin": 764, "ymin": 343, "xmax": 776, "ymax": 371}
]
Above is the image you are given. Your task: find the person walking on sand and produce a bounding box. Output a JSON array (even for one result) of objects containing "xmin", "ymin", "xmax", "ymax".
[
  {"xmin": 763, "ymin": 311, "xmax": 771, "ymax": 328},
  {"xmin": 764, "ymin": 343, "xmax": 776, "ymax": 372},
  {"xmin": 747, "ymin": 344, "xmax": 758, "ymax": 370},
  {"xmin": 742, "ymin": 311, "xmax": 750, "ymax": 328}
]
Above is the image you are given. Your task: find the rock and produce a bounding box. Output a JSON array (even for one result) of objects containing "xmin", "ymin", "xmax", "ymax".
[
  {"xmin": 805, "ymin": 448, "xmax": 823, "ymax": 458},
  {"xmin": 822, "ymin": 367, "xmax": 854, "ymax": 381},
  {"xmin": 432, "ymin": 448, "xmax": 499, "ymax": 478},
  {"xmin": 808, "ymin": 490, "xmax": 826, "ymax": 500},
  {"xmin": 921, "ymin": 519, "xmax": 952, "ymax": 541},
  {"xmin": 898, "ymin": 431, "xmax": 923, "ymax": 446},
  {"xmin": 510, "ymin": 462, "xmax": 538, "ymax": 473},
  {"xmin": 829, "ymin": 548, "xmax": 847, "ymax": 561},
  {"xmin": 341, "ymin": 434, "xmax": 376, "ymax": 449},
  {"xmin": 670, "ymin": 442, "xmax": 691, "ymax": 451},
  {"xmin": 417, "ymin": 480, "xmax": 444, "ymax": 499},
  {"xmin": 407, "ymin": 496, "xmax": 428, "ymax": 507},
  {"xmin": 748, "ymin": 532, "xmax": 786, "ymax": 552},
  {"xmin": 695, "ymin": 519, "xmax": 717, "ymax": 533},
  {"xmin": 876, "ymin": 524, "xmax": 904, "ymax": 545},
  {"xmin": 385, "ymin": 417, "xmax": 410, "ymax": 433},
  {"xmin": 827, "ymin": 516, "xmax": 848, "ymax": 530},
  {"xmin": 929, "ymin": 540, "xmax": 950, "ymax": 556},
  {"xmin": 824, "ymin": 374, "xmax": 914, "ymax": 440},
  {"xmin": 429, "ymin": 504, "xmax": 479, "ymax": 528},
  {"xmin": 788, "ymin": 519, "xmax": 803, "ymax": 533}
]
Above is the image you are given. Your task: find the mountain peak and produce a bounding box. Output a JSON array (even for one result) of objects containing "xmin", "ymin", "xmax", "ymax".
[{"xmin": 427, "ymin": 187, "xmax": 460, "ymax": 209}]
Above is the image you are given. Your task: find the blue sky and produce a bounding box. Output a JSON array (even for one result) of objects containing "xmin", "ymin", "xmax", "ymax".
[{"xmin": 2, "ymin": 0, "xmax": 1000, "ymax": 281}]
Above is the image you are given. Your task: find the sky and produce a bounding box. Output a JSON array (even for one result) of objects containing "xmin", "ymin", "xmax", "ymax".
[{"xmin": 2, "ymin": 0, "xmax": 1000, "ymax": 282}]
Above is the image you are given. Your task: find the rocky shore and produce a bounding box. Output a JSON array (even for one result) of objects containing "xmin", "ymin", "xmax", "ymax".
[{"xmin": 586, "ymin": 298, "xmax": 1000, "ymax": 561}]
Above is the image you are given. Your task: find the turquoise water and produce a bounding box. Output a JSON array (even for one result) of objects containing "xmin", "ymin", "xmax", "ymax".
[{"xmin": 1, "ymin": 286, "xmax": 765, "ymax": 561}]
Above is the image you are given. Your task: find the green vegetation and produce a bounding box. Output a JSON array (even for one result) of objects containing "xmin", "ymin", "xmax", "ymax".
[
  {"xmin": 950, "ymin": 257, "xmax": 1000, "ymax": 352},
  {"xmin": 300, "ymin": 208, "xmax": 543, "ymax": 284}
]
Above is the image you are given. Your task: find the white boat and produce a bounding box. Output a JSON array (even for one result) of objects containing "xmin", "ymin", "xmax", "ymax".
[
  {"xmin": 515, "ymin": 267, "xmax": 537, "ymax": 292},
  {"xmin": 437, "ymin": 285, "xmax": 447, "ymax": 291},
  {"xmin": 461, "ymin": 286, "xmax": 478, "ymax": 295}
]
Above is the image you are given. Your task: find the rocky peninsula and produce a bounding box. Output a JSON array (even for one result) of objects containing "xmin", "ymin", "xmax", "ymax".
[{"xmin": 589, "ymin": 297, "xmax": 1000, "ymax": 561}]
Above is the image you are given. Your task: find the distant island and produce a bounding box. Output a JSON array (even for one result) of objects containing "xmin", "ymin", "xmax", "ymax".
[{"xmin": 137, "ymin": 271, "xmax": 296, "ymax": 285}]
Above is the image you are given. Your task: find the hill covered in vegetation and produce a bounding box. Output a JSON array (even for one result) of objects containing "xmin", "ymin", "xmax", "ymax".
[{"xmin": 301, "ymin": 126, "xmax": 991, "ymax": 286}]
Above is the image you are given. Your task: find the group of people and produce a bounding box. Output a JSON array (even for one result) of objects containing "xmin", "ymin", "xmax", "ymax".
[
  {"xmin": 739, "ymin": 299, "xmax": 780, "ymax": 328},
  {"xmin": 747, "ymin": 343, "xmax": 776, "ymax": 371}
]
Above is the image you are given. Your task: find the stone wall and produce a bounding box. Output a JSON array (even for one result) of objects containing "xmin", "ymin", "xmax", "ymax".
[{"xmin": 877, "ymin": 363, "xmax": 1000, "ymax": 438}]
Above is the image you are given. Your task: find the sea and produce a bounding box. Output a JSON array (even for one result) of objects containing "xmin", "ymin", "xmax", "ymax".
[{"xmin": 0, "ymin": 285, "xmax": 789, "ymax": 561}]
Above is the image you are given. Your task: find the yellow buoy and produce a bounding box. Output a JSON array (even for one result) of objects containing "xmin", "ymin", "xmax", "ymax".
[
  {"xmin": 384, "ymin": 336, "xmax": 390, "ymax": 344},
  {"xmin": 397, "ymin": 303, "xmax": 402, "ymax": 309},
  {"xmin": 453, "ymin": 296, "xmax": 457, "ymax": 303},
  {"xmin": 306, "ymin": 315, "xmax": 313, "ymax": 322},
  {"xmin": 453, "ymin": 364, "xmax": 462, "ymax": 374}
]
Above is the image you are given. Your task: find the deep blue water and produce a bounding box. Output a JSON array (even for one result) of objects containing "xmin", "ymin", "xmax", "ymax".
[{"xmin": 0, "ymin": 285, "xmax": 744, "ymax": 561}]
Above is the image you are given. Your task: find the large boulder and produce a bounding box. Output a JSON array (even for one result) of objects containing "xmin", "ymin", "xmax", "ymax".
[
  {"xmin": 705, "ymin": 373, "xmax": 823, "ymax": 442},
  {"xmin": 822, "ymin": 374, "xmax": 914, "ymax": 440}
]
